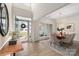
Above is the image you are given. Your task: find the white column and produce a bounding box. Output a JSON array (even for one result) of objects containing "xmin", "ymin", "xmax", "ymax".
[{"xmin": 31, "ymin": 20, "xmax": 40, "ymax": 42}]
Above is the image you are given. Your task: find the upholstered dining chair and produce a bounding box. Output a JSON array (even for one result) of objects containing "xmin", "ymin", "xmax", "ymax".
[{"xmin": 51, "ymin": 33, "xmax": 75, "ymax": 46}]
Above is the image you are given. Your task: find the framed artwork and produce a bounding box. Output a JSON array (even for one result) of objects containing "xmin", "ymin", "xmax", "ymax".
[{"xmin": 66, "ymin": 23, "xmax": 75, "ymax": 33}]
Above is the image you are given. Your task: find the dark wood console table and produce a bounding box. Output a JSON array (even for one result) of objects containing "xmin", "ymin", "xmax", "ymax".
[{"xmin": 0, "ymin": 42, "xmax": 23, "ymax": 56}]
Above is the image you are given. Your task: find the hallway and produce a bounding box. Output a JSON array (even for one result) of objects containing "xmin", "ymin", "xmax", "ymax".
[{"xmin": 16, "ymin": 40, "xmax": 61, "ymax": 56}]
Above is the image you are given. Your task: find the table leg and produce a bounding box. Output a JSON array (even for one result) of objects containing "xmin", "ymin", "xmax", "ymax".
[{"xmin": 13, "ymin": 53, "xmax": 16, "ymax": 56}]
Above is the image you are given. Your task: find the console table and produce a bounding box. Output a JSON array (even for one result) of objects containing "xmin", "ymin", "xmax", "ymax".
[{"xmin": 0, "ymin": 42, "xmax": 23, "ymax": 56}]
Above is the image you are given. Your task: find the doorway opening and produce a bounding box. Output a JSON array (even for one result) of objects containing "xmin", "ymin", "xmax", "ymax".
[
  {"xmin": 39, "ymin": 23, "xmax": 53, "ymax": 41},
  {"xmin": 15, "ymin": 16, "xmax": 31, "ymax": 42}
]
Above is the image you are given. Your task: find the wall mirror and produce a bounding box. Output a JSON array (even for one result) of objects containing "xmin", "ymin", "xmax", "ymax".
[{"xmin": 0, "ymin": 3, "xmax": 9, "ymax": 36}]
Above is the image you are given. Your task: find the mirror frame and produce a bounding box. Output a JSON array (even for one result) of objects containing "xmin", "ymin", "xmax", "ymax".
[{"xmin": 0, "ymin": 3, "xmax": 9, "ymax": 36}]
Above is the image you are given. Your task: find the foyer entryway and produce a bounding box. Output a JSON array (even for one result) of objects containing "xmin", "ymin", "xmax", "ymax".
[{"xmin": 15, "ymin": 16, "xmax": 31, "ymax": 42}]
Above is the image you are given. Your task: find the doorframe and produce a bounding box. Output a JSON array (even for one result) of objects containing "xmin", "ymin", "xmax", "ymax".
[{"xmin": 15, "ymin": 17, "xmax": 31, "ymax": 41}]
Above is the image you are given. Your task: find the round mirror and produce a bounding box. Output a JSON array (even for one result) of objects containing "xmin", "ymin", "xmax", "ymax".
[{"xmin": 0, "ymin": 3, "xmax": 9, "ymax": 36}]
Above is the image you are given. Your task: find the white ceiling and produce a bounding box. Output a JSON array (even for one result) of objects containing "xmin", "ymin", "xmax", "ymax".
[
  {"xmin": 12, "ymin": 3, "xmax": 72, "ymax": 20},
  {"xmin": 46, "ymin": 3, "xmax": 79, "ymax": 19},
  {"xmin": 31, "ymin": 3, "xmax": 68, "ymax": 20}
]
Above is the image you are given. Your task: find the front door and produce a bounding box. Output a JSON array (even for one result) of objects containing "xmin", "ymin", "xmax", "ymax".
[{"xmin": 15, "ymin": 16, "xmax": 31, "ymax": 42}]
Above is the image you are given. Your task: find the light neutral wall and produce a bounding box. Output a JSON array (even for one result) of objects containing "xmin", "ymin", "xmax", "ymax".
[
  {"xmin": 31, "ymin": 18, "xmax": 56, "ymax": 41},
  {"xmin": 39, "ymin": 18, "xmax": 57, "ymax": 33},
  {"xmin": 13, "ymin": 5, "xmax": 33, "ymax": 18},
  {"xmin": 56, "ymin": 13, "xmax": 79, "ymax": 41}
]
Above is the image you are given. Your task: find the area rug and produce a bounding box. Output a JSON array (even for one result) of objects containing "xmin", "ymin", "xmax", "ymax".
[{"xmin": 40, "ymin": 40, "xmax": 77, "ymax": 56}]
